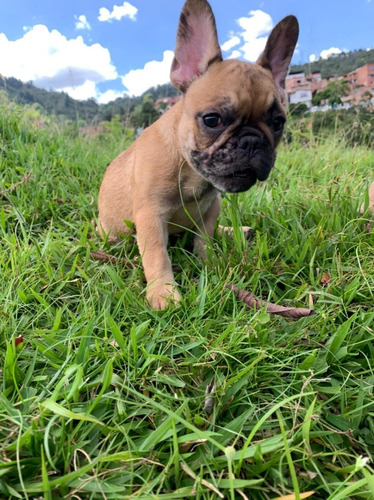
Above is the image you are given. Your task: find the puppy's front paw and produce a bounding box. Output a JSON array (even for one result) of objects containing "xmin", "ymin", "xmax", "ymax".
[
  {"xmin": 147, "ymin": 283, "xmax": 181, "ymax": 310},
  {"xmin": 193, "ymin": 236, "xmax": 208, "ymax": 261}
]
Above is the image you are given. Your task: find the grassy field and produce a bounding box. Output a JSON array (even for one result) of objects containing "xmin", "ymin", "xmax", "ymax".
[{"xmin": 1, "ymin": 104, "xmax": 374, "ymax": 500}]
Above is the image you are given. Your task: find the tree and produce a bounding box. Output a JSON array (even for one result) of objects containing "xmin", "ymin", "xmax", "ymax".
[
  {"xmin": 312, "ymin": 79, "xmax": 350, "ymax": 108},
  {"xmin": 130, "ymin": 93, "xmax": 159, "ymax": 128},
  {"xmin": 360, "ymin": 90, "xmax": 373, "ymax": 107},
  {"xmin": 288, "ymin": 102, "xmax": 309, "ymax": 117}
]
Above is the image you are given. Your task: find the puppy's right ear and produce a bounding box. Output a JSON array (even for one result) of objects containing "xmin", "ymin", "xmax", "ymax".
[{"xmin": 170, "ymin": 0, "xmax": 223, "ymax": 93}]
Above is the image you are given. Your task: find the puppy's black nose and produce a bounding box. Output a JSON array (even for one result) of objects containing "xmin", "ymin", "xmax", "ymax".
[{"xmin": 237, "ymin": 135, "xmax": 262, "ymax": 157}]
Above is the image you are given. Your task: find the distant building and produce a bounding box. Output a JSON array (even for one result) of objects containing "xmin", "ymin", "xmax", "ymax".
[
  {"xmin": 154, "ymin": 96, "xmax": 181, "ymax": 113},
  {"xmin": 345, "ymin": 63, "xmax": 374, "ymax": 87},
  {"xmin": 286, "ymin": 71, "xmax": 327, "ymax": 108},
  {"xmin": 289, "ymin": 87, "xmax": 313, "ymax": 107},
  {"xmin": 286, "ymin": 62, "xmax": 374, "ymax": 111},
  {"xmin": 342, "ymin": 63, "xmax": 374, "ymax": 107},
  {"xmin": 286, "ymin": 72, "xmax": 312, "ymax": 107}
]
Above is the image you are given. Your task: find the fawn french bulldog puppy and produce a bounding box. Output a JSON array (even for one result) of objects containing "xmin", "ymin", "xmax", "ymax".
[{"xmin": 97, "ymin": 0, "xmax": 299, "ymax": 309}]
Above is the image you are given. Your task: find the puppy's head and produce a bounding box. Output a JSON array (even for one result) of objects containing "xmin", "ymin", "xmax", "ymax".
[{"xmin": 170, "ymin": 0, "xmax": 299, "ymax": 193}]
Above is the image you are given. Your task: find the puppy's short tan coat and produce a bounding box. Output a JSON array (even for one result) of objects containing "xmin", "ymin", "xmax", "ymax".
[{"xmin": 97, "ymin": 0, "xmax": 299, "ymax": 309}]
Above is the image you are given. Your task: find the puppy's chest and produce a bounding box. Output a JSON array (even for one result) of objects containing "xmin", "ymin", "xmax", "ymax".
[
  {"xmin": 181, "ymin": 179, "xmax": 215, "ymax": 204},
  {"xmin": 168, "ymin": 182, "xmax": 217, "ymax": 234}
]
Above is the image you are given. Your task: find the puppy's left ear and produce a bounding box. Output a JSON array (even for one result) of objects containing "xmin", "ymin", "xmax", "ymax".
[
  {"xmin": 257, "ymin": 15, "xmax": 299, "ymax": 102},
  {"xmin": 170, "ymin": 0, "xmax": 223, "ymax": 93}
]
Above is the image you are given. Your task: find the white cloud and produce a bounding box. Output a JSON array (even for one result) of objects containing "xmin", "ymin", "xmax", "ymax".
[
  {"xmin": 97, "ymin": 89, "xmax": 124, "ymax": 104},
  {"xmin": 64, "ymin": 80, "xmax": 97, "ymax": 100},
  {"xmin": 121, "ymin": 50, "xmax": 174, "ymax": 96},
  {"xmin": 219, "ymin": 10, "xmax": 275, "ymax": 62},
  {"xmin": 221, "ymin": 35, "xmax": 240, "ymax": 52},
  {"xmin": 238, "ymin": 10, "xmax": 273, "ymax": 42},
  {"xmin": 75, "ymin": 14, "xmax": 91, "ymax": 31},
  {"xmin": 228, "ymin": 49, "xmax": 242, "ymax": 59},
  {"xmin": 98, "ymin": 2, "xmax": 138, "ymax": 22},
  {"xmin": 241, "ymin": 37, "xmax": 269, "ymax": 62},
  {"xmin": 0, "ymin": 25, "xmax": 117, "ymax": 100},
  {"xmin": 309, "ymin": 47, "xmax": 349, "ymax": 63},
  {"xmin": 320, "ymin": 47, "xmax": 343, "ymax": 59},
  {"xmin": 237, "ymin": 10, "xmax": 273, "ymax": 62},
  {"xmin": 220, "ymin": 10, "xmax": 274, "ymax": 63}
]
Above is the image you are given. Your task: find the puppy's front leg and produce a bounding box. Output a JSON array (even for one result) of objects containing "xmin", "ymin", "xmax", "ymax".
[
  {"xmin": 193, "ymin": 194, "xmax": 221, "ymax": 260},
  {"xmin": 135, "ymin": 210, "xmax": 180, "ymax": 310}
]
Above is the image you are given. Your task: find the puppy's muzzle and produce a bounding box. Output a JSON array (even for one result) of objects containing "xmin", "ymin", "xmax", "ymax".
[
  {"xmin": 237, "ymin": 134, "xmax": 263, "ymax": 159},
  {"xmin": 189, "ymin": 128, "xmax": 274, "ymax": 193},
  {"xmin": 233, "ymin": 130, "xmax": 272, "ymax": 181}
]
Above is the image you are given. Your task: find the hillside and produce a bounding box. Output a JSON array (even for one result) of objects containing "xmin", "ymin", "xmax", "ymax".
[
  {"xmin": 0, "ymin": 76, "xmax": 100, "ymax": 123},
  {"xmin": 0, "ymin": 76, "xmax": 179, "ymax": 123},
  {"xmin": 1, "ymin": 48, "xmax": 373, "ymax": 123},
  {"xmin": 290, "ymin": 48, "xmax": 374, "ymax": 78}
]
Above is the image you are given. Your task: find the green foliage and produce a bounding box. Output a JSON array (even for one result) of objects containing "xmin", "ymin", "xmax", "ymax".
[
  {"xmin": 0, "ymin": 76, "xmax": 100, "ymax": 123},
  {"xmin": 1, "ymin": 105, "xmax": 374, "ymax": 499},
  {"xmin": 312, "ymin": 80, "xmax": 350, "ymax": 107},
  {"xmin": 0, "ymin": 77, "xmax": 179, "ymax": 126},
  {"xmin": 288, "ymin": 102, "xmax": 309, "ymax": 117},
  {"xmin": 288, "ymin": 106, "xmax": 374, "ymax": 147},
  {"xmin": 130, "ymin": 93, "xmax": 160, "ymax": 128}
]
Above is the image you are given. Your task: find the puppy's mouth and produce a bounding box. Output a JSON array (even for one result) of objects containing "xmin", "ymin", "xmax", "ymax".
[
  {"xmin": 210, "ymin": 166, "xmax": 262, "ymax": 193},
  {"xmin": 189, "ymin": 133, "xmax": 275, "ymax": 193},
  {"xmin": 191, "ymin": 159, "xmax": 273, "ymax": 193},
  {"xmin": 227, "ymin": 169, "xmax": 252, "ymax": 179}
]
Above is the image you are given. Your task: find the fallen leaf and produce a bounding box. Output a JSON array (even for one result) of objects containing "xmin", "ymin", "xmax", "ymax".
[
  {"xmin": 179, "ymin": 438, "xmax": 208, "ymax": 453},
  {"xmin": 203, "ymin": 378, "xmax": 215, "ymax": 414},
  {"xmin": 180, "ymin": 462, "xmax": 224, "ymax": 498},
  {"xmin": 299, "ymin": 471, "xmax": 318, "ymax": 480},
  {"xmin": 272, "ymin": 493, "xmax": 315, "ymax": 500},
  {"xmin": 15, "ymin": 335, "xmax": 24, "ymax": 347},
  {"xmin": 320, "ymin": 273, "xmax": 331, "ymax": 286},
  {"xmin": 308, "ymin": 293, "xmax": 314, "ymax": 310},
  {"xmin": 226, "ymin": 284, "xmax": 314, "ymax": 320},
  {"xmin": 53, "ymin": 197, "xmax": 71, "ymax": 204}
]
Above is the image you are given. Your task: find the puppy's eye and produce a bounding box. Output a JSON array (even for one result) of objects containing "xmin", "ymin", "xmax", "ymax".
[
  {"xmin": 272, "ymin": 117, "xmax": 285, "ymax": 132},
  {"xmin": 202, "ymin": 113, "xmax": 223, "ymax": 128}
]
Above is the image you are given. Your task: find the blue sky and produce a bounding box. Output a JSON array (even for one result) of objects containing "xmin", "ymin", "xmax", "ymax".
[{"xmin": 0, "ymin": 0, "xmax": 373, "ymax": 103}]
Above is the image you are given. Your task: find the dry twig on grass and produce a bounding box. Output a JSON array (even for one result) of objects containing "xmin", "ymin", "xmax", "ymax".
[
  {"xmin": 226, "ymin": 284, "xmax": 314, "ymax": 320},
  {"xmin": 90, "ymin": 250, "xmax": 136, "ymax": 269},
  {"xmin": 0, "ymin": 172, "xmax": 32, "ymax": 197}
]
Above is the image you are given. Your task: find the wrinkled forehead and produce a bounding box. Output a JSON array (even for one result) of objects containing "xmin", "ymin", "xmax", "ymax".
[{"xmin": 185, "ymin": 60, "xmax": 281, "ymax": 120}]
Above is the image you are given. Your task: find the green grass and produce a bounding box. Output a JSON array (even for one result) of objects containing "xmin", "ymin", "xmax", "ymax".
[{"xmin": 1, "ymin": 104, "xmax": 374, "ymax": 499}]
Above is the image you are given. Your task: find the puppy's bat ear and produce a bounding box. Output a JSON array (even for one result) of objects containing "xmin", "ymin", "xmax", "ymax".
[
  {"xmin": 257, "ymin": 15, "xmax": 299, "ymax": 102},
  {"xmin": 170, "ymin": 0, "xmax": 223, "ymax": 93}
]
